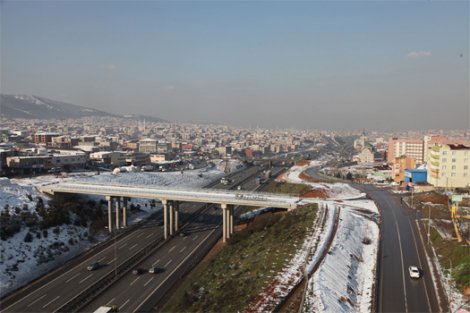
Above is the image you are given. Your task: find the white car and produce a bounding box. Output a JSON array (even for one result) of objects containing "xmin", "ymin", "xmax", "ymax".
[{"xmin": 409, "ymin": 266, "xmax": 420, "ymax": 278}]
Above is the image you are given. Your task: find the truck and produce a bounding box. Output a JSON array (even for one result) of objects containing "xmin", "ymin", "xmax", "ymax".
[
  {"xmin": 93, "ymin": 305, "xmax": 118, "ymax": 313},
  {"xmin": 220, "ymin": 177, "xmax": 233, "ymax": 185}
]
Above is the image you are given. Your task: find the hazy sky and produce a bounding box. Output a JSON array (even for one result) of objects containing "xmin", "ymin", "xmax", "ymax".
[{"xmin": 1, "ymin": 1, "xmax": 468, "ymax": 131}]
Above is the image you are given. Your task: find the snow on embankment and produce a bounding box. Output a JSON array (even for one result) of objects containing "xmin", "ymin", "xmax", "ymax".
[
  {"xmin": 281, "ymin": 161, "xmax": 365, "ymax": 200},
  {"xmin": 304, "ymin": 200, "xmax": 380, "ymax": 313}
]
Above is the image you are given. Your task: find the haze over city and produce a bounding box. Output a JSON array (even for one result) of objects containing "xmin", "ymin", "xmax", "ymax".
[{"xmin": 1, "ymin": 1, "xmax": 469, "ymax": 131}]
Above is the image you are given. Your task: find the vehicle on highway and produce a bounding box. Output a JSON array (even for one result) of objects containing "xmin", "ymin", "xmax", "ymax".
[
  {"xmin": 220, "ymin": 177, "xmax": 233, "ymax": 185},
  {"xmin": 94, "ymin": 305, "xmax": 118, "ymax": 313},
  {"xmin": 409, "ymin": 266, "xmax": 421, "ymax": 278},
  {"xmin": 179, "ymin": 231, "xmax": 189, "ymax": 237},
  {"xmin": 148, "ymin": 266, "xmax": 165, "ymax": 274},
  {"xmin": 87, "ymin": 262, "xmax": 100, "ymax": 271},
  {"xmin": 132, "ymin": 268, "xmax": 146, "ymax": 275}
]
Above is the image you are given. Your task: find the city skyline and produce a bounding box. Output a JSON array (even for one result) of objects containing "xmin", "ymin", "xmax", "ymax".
[{"xmin": 1, "ymin": 1, "xmax": 469, "ymax": 131}]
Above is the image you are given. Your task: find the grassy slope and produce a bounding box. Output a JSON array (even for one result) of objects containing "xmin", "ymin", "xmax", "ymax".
[
  {"xmin": 431, "ymin": 227, "xmax": 469, "ymax": 291},
  {"xmin": 162, "ymin": 203, "xmax": 317, "ymax": 312}
]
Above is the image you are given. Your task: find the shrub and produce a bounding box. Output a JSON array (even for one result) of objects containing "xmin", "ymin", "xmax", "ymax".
[{"xmin": 24, "ymin": 232, "xmax": 33, "ymax": 242}]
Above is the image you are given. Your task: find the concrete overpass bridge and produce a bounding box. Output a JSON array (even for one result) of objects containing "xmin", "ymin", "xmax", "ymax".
[{"xmin": 39, "ymin": 182, "xmax": 300, "ymax": 242}]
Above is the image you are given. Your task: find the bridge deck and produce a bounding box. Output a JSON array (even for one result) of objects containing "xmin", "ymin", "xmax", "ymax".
[{"xmin": 39, "ymin": 182, "xmax": 300, "ymax": 210}]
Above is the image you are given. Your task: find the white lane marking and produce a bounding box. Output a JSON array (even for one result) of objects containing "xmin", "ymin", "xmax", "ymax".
[
  {"xmin": 180, "ymin": 246, "xmax": 186, "ymax": 253},
  {"xmin": 410, "ymin": 219, "xmax": 433, "ymax": 311},
  {"xmin": 169, "ymin": 245, "xmax": 176, "ymax": 252},
  {"xmin": 78, "ymin": 273, "xmax": 93, "ymax": 284},
  {"xmin": 164, "ymin": 259, "xmax": 172, "ymax": 268},
  {"xmin": 145, "ymin": 233, "xmax": 154, "ymax": 239},
  {"xmin": 106, "ymin": 297, "xmax": 116, "ymax": 305},
  {"xmin": 130, "ymin": 276, "xmax": 140, "ymax": 286},
  {"xmin": 135, "ymin": 229, "xmax": 216, "ymax": 312},
  {"xmin": 97, "ymin": 256, "xmax": 106, "ymax": 262},
  {"xmin": 152, "ymin": 259, "xmax": 161, "ymax": 266},
  {"xmin": 42, "ymin": 295, "xmax": 60, "ymax": 309},
  {"xmin": 387, "ymin": 197, "xmax": 408, "ymax": 313},
  {"xmin": 144, "ymin": 277, "xmax": 154, "ymax": 287},
  {"xmin": 118, "ymin": 243, "xmax": 128, "ymax": 250},
  {"xmin": 27, "ymin": 294, "xmax": 47, "ymax": 307},
  {"xmin": 107, "ymin": 258, "xmax": 116, "ymax": 265},
  {"xmin": 121, "ymin": 298, "xmax": 131, "ymax": 309},
  {"xmin": 135, "ymin": 232, "xmax": 143, "ymax": 238},
  {"xmin": 192, "ymin": 235, "xmax": 199, "ymax": 241},
  {"xmin": 129, "ymin": 243, "xmax": 138, "ymax": 250},
  {"xmin": 3, "ymin": 226, "xmax": 138, "ymax": 311},
  {"xmin": 65, "ymin": 272, "xmax": 80, "ymax": 283}
]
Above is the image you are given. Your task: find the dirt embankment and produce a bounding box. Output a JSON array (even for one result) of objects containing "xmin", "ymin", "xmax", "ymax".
[
  {"xmin": 295, "ymin": 160, "xmax": 311, "ymax": 166},
  {"xmin": 301, "ymin": 189, "xmax": 328, "ymax": 199},
  {"xmin": 417, "ymin": 192, "xmax": 449, "ymax": 205}
]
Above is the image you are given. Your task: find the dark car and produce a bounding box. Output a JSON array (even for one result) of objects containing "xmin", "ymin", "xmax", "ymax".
[
  {"xmin": 179, "ymin": 231, "xmax": 189, "ymax": 237},
  {"xmin": 132, "ymin": 268, "xmax": 146, "ymax": 275},
  {"xmin": 86, "ymin": 262, "xmax": 100, "ymax": 271},
  {"xmin": 148, "ymin": 266, "xmax": 165, "ymax": 274}
]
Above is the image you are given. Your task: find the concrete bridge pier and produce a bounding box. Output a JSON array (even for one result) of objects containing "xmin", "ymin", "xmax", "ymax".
[
  {"xmin": 169, "ymin": 201, "xmax": 174, "ymax": 236},
  {"xmin": 174, "ymin": 201, "xmax": 179, "ymax": 232},
  {"xmin": 106, "ymin": 196, "xmax": 113, "ymax": 233},
  {"xmin": 123, "ymin": 197, "xmax": 128, "ymax": 227},
  {"xmin": 116, "ymin": 196, "xmax": 121, "ymax": 229},
  {"xmin": 162, "ymin": 200, "xmax": 168, "ymax": 239},
  {"xmin": 222, "ymin": 203, "xmax": 234, "ymax": 243}
]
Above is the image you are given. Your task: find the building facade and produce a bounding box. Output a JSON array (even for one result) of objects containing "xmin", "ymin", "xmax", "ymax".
[{"xmin": 427, "ymin": 144, "xmax": 470, "ymax": 188}]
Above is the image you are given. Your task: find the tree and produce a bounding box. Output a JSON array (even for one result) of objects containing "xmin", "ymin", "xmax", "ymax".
[{"xmin": 346, "ymin": 172, "xmax": 353, "ymax": 180}]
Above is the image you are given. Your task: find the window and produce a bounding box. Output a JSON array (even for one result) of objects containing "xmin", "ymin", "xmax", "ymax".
[
  {"xmin": 442, "ymin": 151, "xmax": 447, "ymax": 155},
  {"xmin": 464, "ymin": 165, "xmax": 468, "ymax": 170},
  {"xmin": 452, "ymin": 159, "xmax": 456, "ymax": 163},
  {"xmin": 452, "ymin": 151, "xmax": 456, "ymax": 155},
  {"xmin": 442, "ymin": 158, "xmax": 447, "ymax": 162},
  {"xmin": 464, "ymin": 173, "xmax": 468, "ymax": 177},
  {"xmin": 451, "ymin": 173, "xmax": 456, "ymax": 177},
  {"xmin": 452, "ymin": 165, "xmax": 456, "ymax": 170},
  {"xmin": 442, "ymin": 165, "xmax": 447, "ymax": 170}
]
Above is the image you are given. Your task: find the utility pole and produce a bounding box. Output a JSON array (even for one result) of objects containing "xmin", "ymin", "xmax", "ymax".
[{"xmin": 427, "ymin": 206, "xmax": 431, "ymax": 244}]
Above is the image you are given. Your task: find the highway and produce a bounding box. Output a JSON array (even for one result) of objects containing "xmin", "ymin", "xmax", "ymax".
[{"xmin": 2, "ymin": 166, "xmax": 262, "ymax": 313}]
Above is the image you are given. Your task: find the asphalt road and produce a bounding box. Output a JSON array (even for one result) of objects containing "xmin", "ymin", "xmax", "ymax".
[
  {"xmin": 354, "ymin": 184, "xmax": 441, "ymax": 313},
  {"xmin": 2, "ymin": 166, "xmax": 261, "ymax": 313}
]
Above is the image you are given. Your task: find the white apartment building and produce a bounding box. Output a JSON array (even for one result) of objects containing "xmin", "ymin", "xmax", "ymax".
[{"xmin": 427, "ymin": 144, "xmax": 470, "ymax": 188}]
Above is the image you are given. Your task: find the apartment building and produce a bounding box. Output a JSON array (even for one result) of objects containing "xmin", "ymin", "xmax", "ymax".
[
  {"xmin": 391, "ymin": 156, "xmax": 416, "ymax": 183},
  {"xmin": 387, "ymin": 138, "xmax": 424, "ymax": 164},
  {"xmin": 427, "ymin": 144, "xmax": 470, "ymax": 188}
]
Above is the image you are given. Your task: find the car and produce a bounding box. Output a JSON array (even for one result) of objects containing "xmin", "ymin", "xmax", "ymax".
[
  {"xmin": 409, "ymin": 266, "xmax": 420, "ymax": 278},
  {"xmin": 179, "ymin": 231, "xmax": 189, "ymax": 237},
  {"xmin": 87, "ymin": 262, "xmax": 100, "ymax": 271},
  {"xmin": 148, "ymin": 266, "xmax": 165, "ymax": 274},
  {"xmin": 132, "ymin": 268, "xmax": 146, "ymax": 275}
]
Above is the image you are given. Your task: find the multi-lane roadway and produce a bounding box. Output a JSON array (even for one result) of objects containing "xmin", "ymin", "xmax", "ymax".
[{"xmin": 2, "ymin": 165, "xmax": 263, "ymax": 313}]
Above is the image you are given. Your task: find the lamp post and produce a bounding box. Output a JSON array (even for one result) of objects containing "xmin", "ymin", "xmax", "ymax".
[{"xmin": 427, "ymin": 205, "xmax": 431, "ymax": 245}]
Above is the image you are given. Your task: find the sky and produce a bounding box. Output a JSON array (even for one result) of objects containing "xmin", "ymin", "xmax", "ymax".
[{"xmin": 1, "ymin": 1, "xmax": 469, "ymax": 131}]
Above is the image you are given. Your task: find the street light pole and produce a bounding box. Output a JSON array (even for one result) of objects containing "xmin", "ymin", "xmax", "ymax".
[{"xmin": 427, "ymin": 206, "xmax": 431, "ymax": 244}]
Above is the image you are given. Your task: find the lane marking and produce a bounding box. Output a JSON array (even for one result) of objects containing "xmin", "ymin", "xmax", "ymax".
[
  {"xmin": 130, "ymin": 276, "xmax": 140, "ymax": 286},
  {"xmin": 78, "ymin": 274, "xmax": 93, "ymax": 284},
  {"xmin": 386, "ymin": 197, "xmax": 408, "ymax": 313},
  {"xmin": 164, "ymin": 259, "xmax": 172, "ymax": 268},
  {"xmin": 65, "ymin": 273, "xmax": 80, "ymax": 283},
  {"xmin": 129, "ymin": 243, "xmax": 138, "ymax": 250},
  {"xmin": 97, "ymin": 256, "xmax": 106, "ymax": 262},
  {"xmin": 180, "ymin": 246, "xmax": 186, "ymax": 253},
  {"xmin": 42, "ymin": 295, "xmax": 60, "ymax": 309},
  {"xmin": 169, "ymin": 245, "xmax": 176, "ymax": 252},
  {"xmin": 144, "ymin": 277, "xmax": 154, "ymax": 287},
  {"xmin": 27, "ymin": 294, "xmax": 47, "ymax": 307},
  {"xmin": 121, "ymin": 298, "xmax": 130, "ymax": 309},
  {"xmin": 192, "ymin": 235, "xmax": 199, "ymax": 241},
  {"xmin": 118, "ymin": 243, "xmax": 128, "ymax": 250},
  {"xmin": 145, "ymin": 233, "xmax": 153, "ymax": 239},
  {"xmin": 409, "ymin": 219, "xmax": 433, "ymax": 311},
  {"xmin": 152, "ymin": 259, "xmax": 161, "ymax": 266},
  {"xmin": 135, "ymin": 232, "xmax": 143, "ymax": 238},
  {"xmin": 107, "ymin": 258, "xmax": 116, "ymax": 265},
  {"xmin": 106, "ymin": 298, "xmax": 116, "ymax": 305},
  {"xmin": 134, "ymin": 229, "xmax": 216, "ymax": 312}
]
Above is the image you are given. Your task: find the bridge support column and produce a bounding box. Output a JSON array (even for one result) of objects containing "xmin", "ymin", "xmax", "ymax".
[
  {"xmin": 162, "ymin": 200, "xmax": 168, "ymax": 239},
  {"xmin": 169, "ymin": 201, "xmax": 174, "ymax": 236},
  {"xmin": 106, "ymin": 196, "xmax": 113, "ymax": 233},
  {"xmin": 229, "ymin": 205, "xmax": 234, "ymax": 236},
  {"xmin": 115, "ymin": 196, "xmax": 120, "ymax": 229},
  {"xmin": 123, "ymin": 197, "xmax": 128, "ymax": 227},
  {"xmin": 174, "ymin": 201, "xmax": 179, "ymax": 232},
  {"xmin": 222, "ymin": 203, "xmax": 229, "ymax": 243}
]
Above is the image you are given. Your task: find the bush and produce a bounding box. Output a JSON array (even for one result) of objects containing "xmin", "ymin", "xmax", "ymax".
[
  {"xmin": 53, "ymin": 227, "xmax": 60, "ymax": 235},
  {"xmin": 24, "ymin": 232, "xmax": 33, "ymax": 242},
  {"xmin": 42, "ymin": 229, "xmax": 48, "ymax": 238}
]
